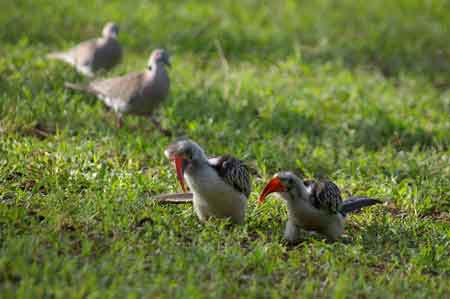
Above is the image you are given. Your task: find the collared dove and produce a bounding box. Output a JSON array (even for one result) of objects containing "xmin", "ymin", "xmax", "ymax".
[
  {"xmin": 65, "ymin": 49, "xmax": 171, "ymax": 135},
  {"xmin": 47, "ymin": 22, "xmax": 122, "ymax": 77}
]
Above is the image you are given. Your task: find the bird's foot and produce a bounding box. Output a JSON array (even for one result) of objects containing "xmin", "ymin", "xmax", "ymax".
[
  {"xmin": 116, "ymin": 116, "xmax": 124, "ymax": 128},
  {"xmin": 150, "ymin": 117, "xmax": 172, "ymax": 136},
  {"xmin": 158, "ymin": 127, "xmax": 172, "ymax": 137}
]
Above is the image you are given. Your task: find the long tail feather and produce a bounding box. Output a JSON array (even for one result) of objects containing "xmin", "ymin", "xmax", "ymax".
[
  {"xmin": 151, "ymin": 192, "xmax": 193, "ymax": 204},
  {"xmin": 341, "ymin": 197, "xmax": 381, "ymax": 214},
  {"xmin": 47, "ymin": 51, "xmax": 73, "ymax": 64},
  {"xmin": 64, "ymin": 82, "xmax": 90, "ymax": 92},
  {"xmin": 47, "ymin": 52, "xmax": 65, "ymax": 59}
]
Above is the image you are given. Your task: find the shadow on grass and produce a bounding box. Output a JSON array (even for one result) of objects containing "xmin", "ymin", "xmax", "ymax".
[
  {"xmin": 172, "ymin": 33, "xmax": 448, "ymax": 82},
  {"xmin": 349, "ymin": 111, "xmax": 437, "ymax": 151},
  {"xmin": 169, "ymin": 89, "xmax": 325, "ymax": 143},
  {"xmin": 170, "ymin": 90, "xmax": 439, "ymax": 152},
  {"xmin": 2, "ymin": 1, "xmax": 448, "ymax": 82}
]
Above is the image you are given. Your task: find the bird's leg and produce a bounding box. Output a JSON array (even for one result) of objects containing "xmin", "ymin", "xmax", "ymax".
[
  {"xmin": 116, "ymin": 114, "xmax": 124, "ymax": 128},
  {"xmin": 150, "ymin": 116, "xmax": 171, "ymax": 136},
  {"xmin": 283, "ymin": 221, "xmax": 303, "ymax": 244}
]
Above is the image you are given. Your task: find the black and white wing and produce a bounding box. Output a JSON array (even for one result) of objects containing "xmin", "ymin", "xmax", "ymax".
[
  {"xmin": 304, "ymin": 180, "xmax": 343, "ymax": 214},
  {"xmin": 208, "ymin": 155, "xmax": 252, "ymax": 198}
]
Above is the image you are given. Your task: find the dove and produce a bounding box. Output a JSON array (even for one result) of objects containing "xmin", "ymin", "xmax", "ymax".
[
  {"xmin": 47, "ymin": 22, "xmax": 122, "ymax": 77},
  {"xmin": 64, "ymin": 49, "xmax": 171, "ymax": 135}
]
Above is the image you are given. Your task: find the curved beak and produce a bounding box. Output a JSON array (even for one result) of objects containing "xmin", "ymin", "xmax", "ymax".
[
  {"xmin": 172, "ymin": 156, "xmax": 187, "ymax": 192},
  {"xmin": 259, "ymin": 177, "xmax": 286, "ymax": 204}
]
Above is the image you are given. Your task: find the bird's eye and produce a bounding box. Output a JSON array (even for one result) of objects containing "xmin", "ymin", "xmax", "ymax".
[{"xmin": 185, "ymin": 149, "xmax": 193, "ymax": 160}]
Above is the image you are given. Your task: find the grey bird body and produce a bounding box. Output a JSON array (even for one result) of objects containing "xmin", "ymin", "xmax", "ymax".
[
  {"xmin": 65, "ymin": 49, "xmax": 171, "ymax": 132},
  {"xmin": 259, "ymin": 172, "xmax": 381, "ymax": 242},
  {"xmin": 187, "ymin": 158, "xmax": 248, "ymax": 224},
  {"xmin": 47, "ymin": 22, "xmax": 122, "ymax": 77},
  {"xmin": 284, "ymin": 191, "xmax": 345, "ymax": 242},
  {"xmin": 165, "ymin": 140, "xmax": 251, "ymax": 224}
]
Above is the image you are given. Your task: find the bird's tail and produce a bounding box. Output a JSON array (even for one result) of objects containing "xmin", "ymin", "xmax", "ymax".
[
  {"xmin": 47, "ymin": 51, "xmax": 72, "ymax": 63},
  {"xmin": 64, "ymin": 82, "xmax": 91, "ymax": 93},
  {"xmin": 151, "ymin": 192, "xmax": 193, "ymax": 204},
  {"xmin": 341, "ymin": 197, "xmax": 381, "ymax": 215}
]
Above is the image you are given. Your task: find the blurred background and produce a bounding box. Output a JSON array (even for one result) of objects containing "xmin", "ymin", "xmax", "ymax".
[{"xmin": 1, "ymin": 0, "xmax": 449, "ymax": 79}]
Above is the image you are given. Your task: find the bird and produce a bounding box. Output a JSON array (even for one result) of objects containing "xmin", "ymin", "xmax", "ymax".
[
  {"xmin": 47, "ymin": 22, "xmax": 122, "ymax": 77},
  {"xmin": 151, "ymin": 192, "xmax": 193, "ymax": 204},
  {"xmin": 64, "ymin": 49, "xmax": 171, "ymax": 135},
  {"xmin": 258, "ymin": 172, "xmax": 381, "ymax": 242},
  {"xmin": 164, "ymin": 139, "xmax": 252, "ymax": 224}
]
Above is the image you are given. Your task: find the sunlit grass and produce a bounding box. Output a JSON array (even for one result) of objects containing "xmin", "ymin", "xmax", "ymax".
[{"xmin": 0, "ymin": 1, "xmax": 449, "ymax": 298}]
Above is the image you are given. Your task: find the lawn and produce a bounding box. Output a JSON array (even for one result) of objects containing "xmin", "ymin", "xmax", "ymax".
[{"xmin": 1, "ymin": 0, "xmax": 449, "ymax": 298}]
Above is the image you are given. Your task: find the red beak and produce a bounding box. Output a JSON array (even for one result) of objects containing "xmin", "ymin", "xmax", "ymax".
[
  {"xmin": 172, "ymin": 156, "xmax": 187, "ymax": 192},
  {"xmin": 259, "ymin": 177, "xmax": 286, "ymax": 203}
]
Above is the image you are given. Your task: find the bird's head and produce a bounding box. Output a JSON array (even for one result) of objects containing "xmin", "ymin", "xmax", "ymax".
[
  {"xmin": 259, "ymin": 172, "xmax": 303, "ymax": 203},
  {"xmin": 164, "ymin": 139, "xmax": 207, "ymax": 192},
  {"xmin": 149, "ymin": 49, "xmax": 171, "ymax": 69},
  {"xmin": 102, "ymin": 22, "xmax": 119, "ymax": 39}
]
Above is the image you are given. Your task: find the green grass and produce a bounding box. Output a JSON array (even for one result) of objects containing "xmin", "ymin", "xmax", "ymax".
[{"xmin": 1, "ymin": 0, "xmax": 449, "ymax": 298}]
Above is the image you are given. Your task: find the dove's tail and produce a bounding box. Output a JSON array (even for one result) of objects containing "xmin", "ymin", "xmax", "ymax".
[
  {"xmin": 47, "ymin": 51, "xmax": 74, "ymax": 64},
  {"xmin": 64, "ymin": 82, "xmax": 92, "ymax": 93},
  {"xmin": 341, "ymin": 197, "xmax": 382, "ymax": 215}
]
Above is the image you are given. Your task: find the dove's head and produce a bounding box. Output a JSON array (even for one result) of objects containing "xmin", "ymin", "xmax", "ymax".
[
  {"xmin": 102, "ymin": 22, "xmax": 119, "ymax": 39},
  {"xmin": 149, "ymin": 49, "xmax": 171, "ymax": 69}
]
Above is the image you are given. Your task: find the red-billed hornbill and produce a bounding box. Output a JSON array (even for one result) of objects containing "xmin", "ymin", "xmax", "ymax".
[
  {"xmin": 259, "ymin": 172, "xmax": 381, "ymax": 242},
  {"xmin": 164, "ymin": 139, "xmax": 251, "ymax": 224}
]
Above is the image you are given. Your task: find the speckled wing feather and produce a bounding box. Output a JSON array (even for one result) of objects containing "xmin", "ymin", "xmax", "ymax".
[
  {"xmin": 208, "ymin": 155, "xmax": 251, "ymax": 198},
  {"xmin": 306, "ymin": 180, "xmax": 343, "ymax": 214}
]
